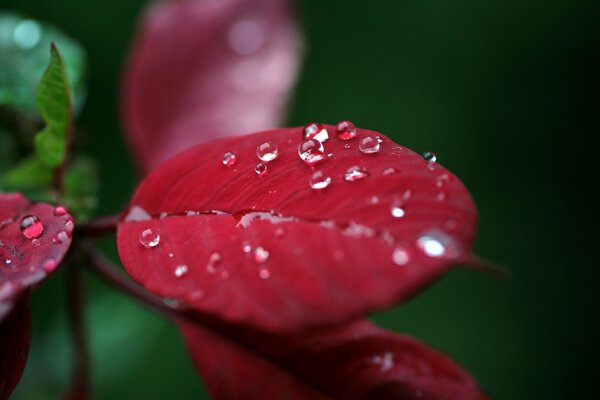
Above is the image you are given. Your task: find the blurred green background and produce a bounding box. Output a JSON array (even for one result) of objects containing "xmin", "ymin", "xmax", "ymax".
[{"xmin": 3, "ymin": 0, "xmax": 597, "ymax": 399}]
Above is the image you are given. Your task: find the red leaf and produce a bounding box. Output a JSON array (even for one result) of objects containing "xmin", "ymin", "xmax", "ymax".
[
  {"xmin": 0, "ymin": 299, "xmax": 30, "ymax": 400},
  {"xmin": 0, "ymin": 193, "xmax": 74, "ymax": 320},
  {"xmin": 117, "ymin": 125, "xmax": 478, "ymax": 333},
  {"xmin": 179, "ymin": 319, "xmax": 486, "ymax": 400},
  {"xmin": 121, "ymin": 0, "xmax": 303, "ymax": 172}
]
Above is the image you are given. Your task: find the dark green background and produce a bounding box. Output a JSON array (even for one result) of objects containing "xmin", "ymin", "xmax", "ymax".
[{"xmin": 4, "ymin": 0, "xmax": 597, "ymax": 399}]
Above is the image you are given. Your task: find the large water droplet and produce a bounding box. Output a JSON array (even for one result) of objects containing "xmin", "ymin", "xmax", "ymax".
[
  {"xmin": 359, "ymin": 135, "xmax": 381, "ymax": 154},
  {"xmin": 422, "ymin": 151, "xmax": 437, "ymax": 163},
  {"xmin": 256, "ymin": 141, "xmax": 279, "ymax": 162},
  {"xmin": 53, "ymin": 206, "xmax": 68, "ymax": 216},
  {"xmin": 416, "ymin": 229, "xmax": 459, "ymax": 259},
  {"xmin": 139, "ymin": 228, "xmax": 160, "ymax": 248},
  {"xmin": 222, "ymin": 151, "xmax": 237, "ymax": 167},
  {"xmin": 253, "ymin": 246, "xmax": 269, "ymax": 264},
  {"xmin": 344, "ymin": 166, "xmax": 369, "ymax": 182},
  {"xmin": 20, "ymin": 215, "xmax": 43, "ymax": 239},
  {"xmin": 298, "ymin": 139, "xmax": 325, "ymax": 165},
  {"xmin": 392, "ymin": 245, "xmax": 411, "ymax": 266},
  {"xmin": 255, "ymin": 162, "xmax": 268, "ymax": 176},
  {"xmin": 336, "ymin": 120, "xmax": 357, "ymax": 140},
  {"xmin": 309, "ymin": 171, "xmax": 332, "ymax": 190},
  {"xmin": 174, "ymin": 264, "xmax": 189, "ymax": 278},
  {"xmin": 303, "ymin": 123, "xmax": 329, "ymax": 143}
]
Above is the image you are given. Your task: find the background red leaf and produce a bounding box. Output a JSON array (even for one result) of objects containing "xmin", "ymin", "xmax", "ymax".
[
  {"xmin": 0, "ymin": 193, "xmax": 74, "ymax": 321},
  {"xmin": 0, "ymin": 299, "xmax": 30, "ymax": 400},
  {"xmin": 121, "ymin": 0, "xmax": 303, "ymax": 172},
  {"xmin": 179, "ymin": 319, "xmax": 486, "ymax": 400},
  {"xmin": 117, "ymin": 125, "xmax": 478, "ymax": 333}
]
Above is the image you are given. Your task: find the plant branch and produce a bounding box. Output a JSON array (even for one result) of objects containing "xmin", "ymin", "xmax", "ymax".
[
  {"xmin": 63, "ymin": 262, "xmax": 91, "ymax": 400},
  {"xmin": 76, "ymin": 213, "xmax": 121, "ymax": 237}
]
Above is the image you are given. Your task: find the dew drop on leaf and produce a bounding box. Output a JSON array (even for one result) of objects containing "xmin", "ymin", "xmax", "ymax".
[
  {"xmin": 258, "ymin": 266, "xmax": 271, "ymax": 280},
  {"xmin": 392, "ymin": 245, "xmax": 411, "ymax": 266},
  {"xmin": 255, "ymin": 162, "xmax": 268, "ymax": 176},
  {"xmin": 42, "ymin": 257, "xmax": 59, "ymax": 273},
  {"xmin": 303, "ymin": 122, "xmax": 329, "ymax": 142},
  {"xmin": 382, "ymin": 167, "xmax": 399, "ymax": 175},
  {"xmin": 53, "ymin": 231, "xmax": 70, "ymax": 244},
  {"xmin": 344, "ymin": 166, "xmax": 369, "ymax": 182},
  {"xmin": 174, "ymin": 264, "xmax": 189, "ymax": 278},
  {"xmin": 53, "ymin": 205, "xmax": 68, "ymax": 216},
  {"xmin": 422, "ymin": 151, "xmax": 437, "ymax": 163},
  {"xmin": 253, "ymin": 246, "xmax": 269, "ymax": 264},
  {"xmin": 256, "ymin": 141, "xmax": 278, "ymax": 162},
  {"xmin": 207, "ymin": 252, "xmax": 228, "ymax": 277},
  {"xmin": 335, "ymin": 120, "xmax": 357, "ymax": 140},
  {"xmin": 20, "ymin": 215, "xmax": 43, "ymax": 239},
  {"xmin": 309, "ymin": 170, "xmax": 332, "ymax": 190},
  {"xmin": 298, "ymin": 139, "xmax": 325, "ymax": 165},
  {"xmin": 139, "ymin": 228, "xmax": 160, "ymax": 248},
  {"xmin": 359, "ymin": 136, "xmax": 381, "ymax": 154},
  {"xmin": 416, "ymin": 229, "xmax": 459, "ymax": 259},
  {"xmin": 222, "ymin": 151, "xmax": 237, "ymax": 167}
]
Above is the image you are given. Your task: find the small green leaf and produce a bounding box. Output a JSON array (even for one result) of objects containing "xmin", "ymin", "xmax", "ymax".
[
  {"xmin": 33, "ymin": 44, "xmax": 73, "ymax": 167},
  {"xmin": 1, "ymin": 156, "xmax": 53, "ymax": 191}
]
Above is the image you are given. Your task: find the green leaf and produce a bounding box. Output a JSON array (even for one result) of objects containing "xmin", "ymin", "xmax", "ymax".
[
  {"xmin": 1, "ymin": 156, "xmax": 52, "ymax": 191},
  {"xmin": 33, "ymin": 44, "xmax": 73, "ymax": 167},
  {"xmin": 64, "ymin": 156, "xmax": 99, "ymax": 222}
]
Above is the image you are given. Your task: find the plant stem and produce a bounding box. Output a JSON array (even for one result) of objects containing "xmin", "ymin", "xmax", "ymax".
[
  {"xmin": 64, "ymin": 262, "xmax": 91, "ymax": 400},
  {"xmin": 76, "ymin": 213, "xmax": 121, "ymax": 237}
]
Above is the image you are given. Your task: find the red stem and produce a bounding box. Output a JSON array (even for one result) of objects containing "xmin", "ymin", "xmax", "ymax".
[{"xmin": 76, "ymin": 213, "xmax": 121, "ymax": 237}]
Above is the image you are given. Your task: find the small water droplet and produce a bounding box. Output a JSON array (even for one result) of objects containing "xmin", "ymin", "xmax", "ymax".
[
  {"xmin": 382, "ymin": 167, "xmax": 399, "ymax": 175},
  {"xmin": 42, "ymin": 257, "xmax": 59, "ymax": 273},
  {"xmin": 256, "ymin": 142, "xmax": 279, "ymax": 162},
  {"xmin": 344, "ymin": 143, "xmax": 351, "ymax": 149},
  {"xmin": 309, "ymin": 171, "xmax": 332, "ymax": 190},
  {"xmin": 390, "ymin": 203, "xmax": 405, "ymax": 218},
  {"xmin": 222, "ymin": 151, "xmax": 237, "ymax": 167},
  {"xmin": 53, "ymin": 206, "xmax": 68, "ymax": 216},
  {"xmin": 242, "ymin": 242, "xmax": 253, "ymax": 254},
  {"xmin": 53, "ymin": 231, "xmax": 70, "ymax": 244},
  {"xmin": 255, "ymin": 162, "xmax": 268, "ymax": 176},
  {"xmin": 436, "ymin": 192, "xmax": 448, "ymax": 201},
  {"xmin": 303, "ymin": 123, "xmax": 329, "ymax": 142},
  {"xmin": 416, "ymin": 229, "xmax": 459, "ymax": 259},
  {"xmin": 344, "ymin": 166, "xmax": 369, "ymax": 182},
  {"xmin": 392, "ymin": 245, "xmax": 411, "ymax": 266},
  {"xmin": 207, "ymin": 252, "xmax": 227, "ymax": 277},
  {"xmin": 298, "ymin": 139, "xmax": 325, "ymax": 165},
  {"xmin": 436, "ymin": 174, "xmax": 451, "ymax": 188},
  {"xmin": 368, "ymin": 196, "xmax": 380, "ymax": 204},
  {"xmin": 185, "ymin": 289, "xmax": 205, "ymax": 302},
  {"xmin": 64, "ymin": 220, "xmax": 75, "ymax": 234},
  {"xmin": 336, "ymin": 120, "xmax": 357, "ymax": 140},
  {"xmin": 359, "ymin": 135, "xmax": 381, "ymax": 154},
  {"xmin": 253, "ymin": 246, "xmax": 269, "ymax": 264},
  {"xmin": 174, "ymin": 264, "xmax": 189, "ymax": 278},
  {"xmin": 139, "ymin": 228, "xmax": 160, "ymax": 248},
  {"xmin": 258, "ymin": 266, "xmax": 271, "ymax": 280},
  {"xmin": 273, "ymin": 228, "xmax": 285, "ymax": 240},
  {"xmin": 1, "ymin": 254, "xmax": 13, "ymax": 266},
  {"xmin": 20, "ymin": 215, "xmax": 43, "ymax": 239},
  {"xmin": 422, "ymin": 151, "xmax": 437, "ymax": 163},
  {"xmin": 31, "ymin": 239, "xmax": 41, "ymax": 248},
  {"xmin": 371, "ymin": 352, "xmax": 395, "ymax": 372}
]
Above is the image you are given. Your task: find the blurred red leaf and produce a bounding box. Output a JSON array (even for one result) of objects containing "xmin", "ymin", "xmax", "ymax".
[
  {"xmin": 0, "ymin": 299, "xmax": 30, "ymax": 400},
  {"xmin": 121, "ymin": 0, "xmax": 302, "ymax": 172},
  {"xmin": 117, "ymin": 125, "xmax": 478, "ymax": 333},
  {"xmin": 179, "ymin": 319, "xmax": 486, "ymax": 400},
  {"xmin": 0, "ymin": 193, "xmax": 74, "ymax": 321}
]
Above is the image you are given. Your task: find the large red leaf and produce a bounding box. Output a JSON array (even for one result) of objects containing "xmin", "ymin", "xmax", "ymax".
[
  {"xmin": 0, "ymin": 193, "xmax": 74, "ymax": 321},
  {"xmin": 0, "ymin": 299, "xmax": 30, "ymax": 400},
  {"xmin": 122, "ymin": 0, "xmax": 303, "ymax": 172},
  {"xmin": 179, "ymin": 319, "xmax": 486, "ymax": 400},
  {"xmin": 117, "ymin": 125, "xmax": 478, "ymax": 333}
]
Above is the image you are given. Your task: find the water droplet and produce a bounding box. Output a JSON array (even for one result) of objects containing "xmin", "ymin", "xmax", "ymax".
[
  {"xmin": 258, "ymin": 266, "xmax": 271, "ymax": 280},
  {"xmin": 273, "ymin": 228, "xmax": 285, "ymax": 240},
  {"xmin": 125, "ymin": 206, "xmax": 152, "ymax": 222},
  {"xmin": 335, "ymin": 120, "xmax": 357, "ymax": 140},
  {"xmin": 31, "ymin": 239, "xmax": 41, "ymax": 248},
  {"xmin": 371, "ymin": 352, "xmax": 395, "ymax": 372},
  {"xmin": 303, "ymin": 123, "xmax": 329, "ymax": 142},
  {"xmin": 392, "ymin": 245, "xmax": 411, "ymax": 266},
  {"xmin": 139, "ymin": 228, "xmax": 160, "ymax": 248},
  {"xmin": 390, "ymin": 203, "xmax": 405, "ymax": 218},
  {"xmin": 309, "ymin": 171, "xmax": 332, "ymax": 190},
  {"xmin": 256, "ymin": 141, "xmax": 278, "ymax": 162},
  {"xmin": 298, "ymin": 139, "xmax": 325, "ymax": 165},
  {"xmin": 436, "ymin": 174, "xmax": 451, "ymax": 188},
  {"xmin": 436, "ymin": 192, "xmax": 448, "ymax": 201},
  {"xmin": 416, "ymin": 229, "xmax": 459, "ymax": 259},
  {"xmin": 53, "ymin": 206, "xmax": 68, "ymax": 216},
  {"xmin": 228, "ymin": 18, "xmax": 265, "ymax": 55},
  {"xmin": 359, "ymin": 136, "xmax": 381, "ymax": 154},
  {"xmin": 242, "ymin": 242, "xmax": 253, "ymax": 254},
  {"xmin": 382, "ymin": 167, "xmax": 399, "ymax": 175},
  {"xmin": 185, "ymin": 289, "xmax": 205, "ymax": 302},
  {"xmin": 253, "ymin": 246, "xmax": 269, "ymax": 264},
  {"xmin": 255, "ymin": 162, "xmax": 268, "ymax": 176},
  {"xmin": 344, "ymin": 166, "xmax": 369, "ymax": 182},
  {"xmin": 368, "ymin": 196, "xmax": 380, "ymax": 204},
  {"xmin": 174, "ymin": 264, "xmax": 189, "ymax": 278},
  {"xmin": 344, "ymin": 143, "xmax": 351, "ymax": 149},
  {"xmin": 53, "ymin": 231, "xmax": 69, "ymax": 244},
  {"xmin": 20, "ymin": 215, "xmax": 43, "ymax": 239},
  {"xmin": 207, "ymin": 252, "xmax": 227, "ymax": 277},
  {"xmin": 64, "ymin": 220, "xmax": 75, "ymax": 234},
  {"xmin": 222, "ymin": 151, "xmax": 237, "ymax": 167},
  {"xmin": 1, "ymin": 253, "xmax": 13, "ymax": 267},
  {"xmin": 422, "ymin": 151, "xmax": 437, "ymax": 163},
  {"xmin": 42, "ymin": 257, "xmax": 59, "ymax": 273}
]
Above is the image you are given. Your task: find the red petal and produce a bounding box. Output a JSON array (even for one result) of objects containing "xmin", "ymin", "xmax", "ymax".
[
  {"xmin": 117, "ymin": 126, "xmax": 477, "ymax": 332},
  {"xmin": 0, "ymin": 299, "xmax": 30, "ymax": 400},
  {"xmin": 121, "ymin": 0, "xmax": 302, "ymax": 172},
  {"xmin": 179, "ymin": 319, "xmax": 486, "ymax": 400},
  {"xmin": 0, "ymin": 193, "xmax": 74, "ymax": 320}
]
